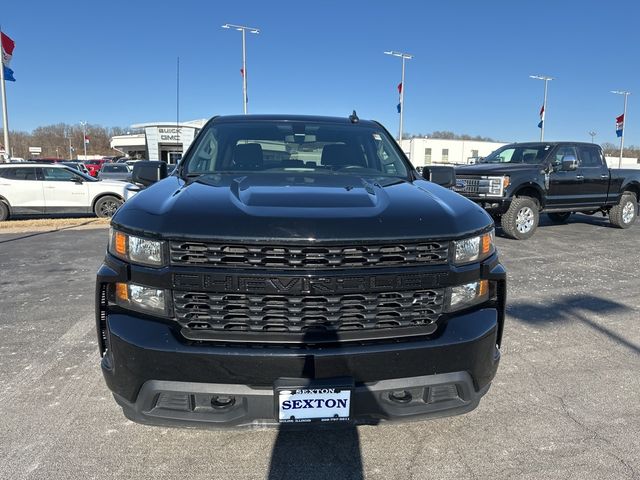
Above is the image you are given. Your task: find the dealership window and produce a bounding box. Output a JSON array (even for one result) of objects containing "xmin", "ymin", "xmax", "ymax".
[
  {"xmin": 442, "ymin": 149, "xmax": 449, "ymax": 163},
  {"xmin": 424, "ymin": 148, "xmax": 432, "ymax": 164}
]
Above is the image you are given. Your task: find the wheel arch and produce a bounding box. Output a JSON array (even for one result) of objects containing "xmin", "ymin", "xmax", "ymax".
[
  {"xmin": 621, "ymin": 181, "xmax": 640, "ymax": 201},
  {"xmin": 511, "ymin": 183, "xmax": 545, "ymax": 209},
  {"xmin": 0, "ymin": 194, "xmax": 12, "ymax": 210},
  {"xmin": 91, "ymin": 192, "xmax": 125, "ymax": 211}
]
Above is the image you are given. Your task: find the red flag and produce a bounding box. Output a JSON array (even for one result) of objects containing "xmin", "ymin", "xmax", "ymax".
[
  {"xmin": 84, "ymin": 135, "xmax": 90, "ymax": 144},
  {"xmin": 397, "ymin": 82, "xmax": 402, "ymax": 94},
  {"xmin": 240, "ymin": 68, "xmax": 244, "ymax": 78},
  {"xmin": 1, "ymin": 32, "xmax": 15, "ymax": 65}
]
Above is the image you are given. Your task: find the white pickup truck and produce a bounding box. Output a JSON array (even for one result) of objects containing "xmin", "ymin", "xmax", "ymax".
[{"xmin": 0, "ymin": 163, "xmax": 139, "ymax": 221}]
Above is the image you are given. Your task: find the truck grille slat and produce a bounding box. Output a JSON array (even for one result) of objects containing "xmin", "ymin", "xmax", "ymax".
[
  {"xmin": 174, "ymin": 289, "xmax": 444, "ymax": 334},
  {"xmin": 169, "ymin": 241, "xmax": 449, "ymax": 268},
  {"xmin": 452, "ymin": 176, "xmax": 489, "ymax": 195}
]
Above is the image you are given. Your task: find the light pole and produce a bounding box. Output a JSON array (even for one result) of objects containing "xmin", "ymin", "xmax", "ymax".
[
  {"xmin": 222, "ymin": 23, "xmax": 260, "ymax": 114},
  {"xmin": 611, "ymin": 90, "xmax": 631, "ymax": 168},
  {"xmin": 530, "ymin": 75, "xmax": 554, "ymax": 141},
  {"xmin": 588, "ymin": 131, "xmax": 597, "ymax": 143},
  {"xmin": 384, "ymin": 51, "xmax": 413, "ymax": 142},
  {"xmin": 80, "ymin": 121, "xmax": 87, "ymax": 160}
]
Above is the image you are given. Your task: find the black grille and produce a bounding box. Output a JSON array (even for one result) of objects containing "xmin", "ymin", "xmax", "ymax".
[
  {"xmin": 173, "ymin": 289, "xmax": 444, "ymax": 334},
  {"xmin": 169, "ymin": 241, "xmax": 449, "ymax": 269},
  {"xmin": 97, "ymin": 284, "xmax": 108, "ymax": 356},
  {"xmin": 452, "ymin": 176, "xmax": 489, "ymax": 195}
]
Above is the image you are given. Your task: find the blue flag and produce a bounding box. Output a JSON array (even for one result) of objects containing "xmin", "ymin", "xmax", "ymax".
[
  {"xmin": 3, "ymin": 65, "xmax": 15, "ymax": 82},
  {"xmin": 397, "ymin": 102, "xmax": 401, "ymax": 113}
]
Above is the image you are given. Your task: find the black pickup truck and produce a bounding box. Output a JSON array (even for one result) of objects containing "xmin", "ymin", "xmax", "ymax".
[
  {"xmin": 95, "ymin": 114, "xmax": 506, "ymax": 427},
  {"xmin": 454, "ymin": 142, "xmax": 640, "ymax": 239}
]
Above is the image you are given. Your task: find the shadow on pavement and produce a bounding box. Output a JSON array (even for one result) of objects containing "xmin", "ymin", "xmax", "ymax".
[
  {"xmin": 267, "ymin": 329, "xmax": 365, "ymax": 480},
  {"xmin": 267, "ymin": 426, "xmax": 363, "ymax": 480},
  {"xmin": 509, "ymin": 294, "xmax": 640, "ymax": 355},
  {"xmin": 495, "ymin": 212, "xmax": 635, "ymax": 239}
]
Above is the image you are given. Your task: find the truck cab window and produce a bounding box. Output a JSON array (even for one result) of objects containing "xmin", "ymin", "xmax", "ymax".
[
  {"xmin": 578, "ymin": 146, "xmax": 603, "ymax": 167},
  {"xmin": 553, "ymin": 146, "xmax": 577, "ymax": 167}
]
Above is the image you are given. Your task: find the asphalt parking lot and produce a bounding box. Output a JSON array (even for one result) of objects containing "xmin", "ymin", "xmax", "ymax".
[{"xmin": 0, "ymin": 214, "xmax": 638, "ymax": 480}]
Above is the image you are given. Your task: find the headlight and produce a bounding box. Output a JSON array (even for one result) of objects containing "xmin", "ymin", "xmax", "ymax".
[
  {"xmin": 452, "ymin": 230, "xmax": 495, "ymax": 265},
  {"xmin": 115, "ymin": 282, "xmax": 168, "ymax": 315},
  {"xmin": 445, "ymin": 280, "xmax": 489, "ymax": 312},
  {"xmin": 486, "ymin": 176, "xmax": 510, "ymax": 196},
  {"xmin": 108, "ymin": 228, "xmax": 165, "ymax": 266}
]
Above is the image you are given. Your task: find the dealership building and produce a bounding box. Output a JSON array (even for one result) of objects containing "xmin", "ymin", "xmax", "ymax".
[
  {"xmin": 400, "ymin": 138, "xmax": 507, "ymax": 166},
  {"xmin": 110, "ymin": 119, "xmax": 207, "ymax": 163}
]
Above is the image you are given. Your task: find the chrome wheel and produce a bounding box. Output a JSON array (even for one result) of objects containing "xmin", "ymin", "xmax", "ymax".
[
  {"xmin": 622, "ymin": 201, "xmax": 635, "ymax": 224},
  {"xmin": 516, "ymin": 207, "xmax": 535, "ymax": 233}
]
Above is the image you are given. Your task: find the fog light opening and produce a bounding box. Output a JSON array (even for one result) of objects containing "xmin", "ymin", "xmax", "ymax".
[
  {"xmin": 389, "ymin": 390, "xmax": 412, "ymax": 404},
  {"xmin": 211, "ymin": 395, "xmax": 236, "ymax": 409}
]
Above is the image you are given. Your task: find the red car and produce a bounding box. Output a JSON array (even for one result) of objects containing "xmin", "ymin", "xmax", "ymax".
[{"xmin": 85, "ymin": 159, "xmax": 109, "ymax": 177}]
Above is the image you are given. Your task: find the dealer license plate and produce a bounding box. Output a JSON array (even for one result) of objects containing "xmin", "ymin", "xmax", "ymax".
[{"xmin": 277, "ymin": 387, "xmax": 351, "ymax": 423}]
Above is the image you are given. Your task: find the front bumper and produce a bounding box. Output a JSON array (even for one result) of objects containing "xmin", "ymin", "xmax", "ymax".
[
  {"xmin": 460, "ymin": 196, "xmax": 511, "ymax": 214},
  {"xmin": 101, "ymin": 307, "xmax": 502, "ymax": 427}
]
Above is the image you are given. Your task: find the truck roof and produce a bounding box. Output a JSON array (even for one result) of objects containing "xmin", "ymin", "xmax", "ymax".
[
  {"xmin": 507, "ymin": 141, "xmax": 600, "ymax": 148},
  {"xmin": 212, "ymin": 114, "xmax": 380, "ymax": 128}
]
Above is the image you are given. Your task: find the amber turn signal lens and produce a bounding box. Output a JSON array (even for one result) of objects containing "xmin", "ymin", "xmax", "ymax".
[
  {"xmin": 115, "ymin": 282, "xmax": 129, "ymax": 302},
  {"xmin": 478, "ymin": 279, "xmax": 489, "ymax": 297},
  {"xmin": 481, "ymin": 233, "xmax": 492, "ymax": 255},
  {"xmin": 114, "ymin": 231, "xmax": 127, "ymax": 256}
]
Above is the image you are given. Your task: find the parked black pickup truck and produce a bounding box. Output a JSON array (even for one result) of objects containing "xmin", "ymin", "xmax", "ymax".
[
  {"xmin": 454, "ymin": 142, "xmax": 640, "ymax": 239},
  {"xmin": 95, "ymin": 114, "xmax": 506, "ymax": 427}
]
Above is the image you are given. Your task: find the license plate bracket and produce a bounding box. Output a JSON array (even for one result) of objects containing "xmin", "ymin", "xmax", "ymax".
[{"xmin": 274, "ymin": 377, "xmax": 353, "ymax": 424}]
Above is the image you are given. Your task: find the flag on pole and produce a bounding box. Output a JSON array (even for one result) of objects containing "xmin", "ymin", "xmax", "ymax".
[
  {"xmin": 537, "ymin": 105, "xmax": 545, "ymax": 129},
  {"xmin": 396, "ymin": 83, "xmax": 402, "ymax": 113},
  {"xmin": 3, "ymin": 65, "xmax": 15, "ymax": 82},
  {"xmin": 84, "ymin": 135, "xmax": 90, "ymax": 145},
  {"xmin": 240, "ymin": 68, "xmax": 244, "ymax": 77},
  {"xmin": 1, "ymin": 32, "xmax": 15, "ymax": 66},
  {"xmin": 397, "ymin": 103, "xmax": 401, "ymax": 113},
  {"xmin": 397, "ymin": 82, "xmax": 402, "ymax": 94},
  {"xmin": 616, "ymin": 114, "xmax": 624, "ymax": 137}
]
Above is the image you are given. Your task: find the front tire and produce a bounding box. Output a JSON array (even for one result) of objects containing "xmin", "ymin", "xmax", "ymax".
[
  {"xmin": 501, "ymin": 196, "xmax": 539, "ymax": 240},
  {"xmin": 94, "ymin": 195, "xmax": 123, "ymax": 218},
  {"xmin": 609, "ymin": 192, "xmax": 637, "ymax": 229},
  {"xmin": 547, "ymin": 212, "xmax": 571, "ymax": 224}
]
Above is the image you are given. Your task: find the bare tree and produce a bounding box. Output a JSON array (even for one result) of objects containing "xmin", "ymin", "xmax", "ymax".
[{"xmin": 1, "ymin": 123, "xmax": 127, "ymax": 159}]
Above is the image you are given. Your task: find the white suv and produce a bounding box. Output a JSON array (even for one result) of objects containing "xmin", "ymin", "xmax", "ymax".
[{"xmin": 0, "ymin": 163, "xmax": 138, "ymax": 221}]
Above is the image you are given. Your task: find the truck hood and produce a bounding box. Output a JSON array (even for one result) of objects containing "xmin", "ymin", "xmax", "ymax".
[
  {"xmin": 456, "ymin": 163, "xmax": 541, "ymax": 176},
  {"xmin": 113, "ymin": 173, "xmax": 492, "ymax": 241}
]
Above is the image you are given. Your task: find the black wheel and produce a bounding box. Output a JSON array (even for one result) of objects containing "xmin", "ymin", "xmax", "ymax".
[
  {"xmin": 501, "ymin": 196, "xmax": 539, "ymax": 240},
  {"xmin": 94, "ymin": 195, "xmax": 123, "ymax": 218},
  {"xmin": 547, "ymin": 212, "xmax": 571, "ymax": 224},
  {"xmin": 609, "ymin": 192, "xmax": 637, "ymax": 229},
  {"xmin": 0, "ymin": 201, "xmax": 9, "ymax": 221}
]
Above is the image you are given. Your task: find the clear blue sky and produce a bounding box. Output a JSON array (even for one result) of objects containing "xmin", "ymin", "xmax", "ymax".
[{"xmin": 3, "ymin": 0, "xmax": 640, "ymax": 145}]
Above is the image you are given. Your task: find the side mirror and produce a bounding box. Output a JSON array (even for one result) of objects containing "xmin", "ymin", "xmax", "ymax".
[
  {"xmin": 422, "ymin": 165, "xmax": 456, "ymax": 188},
  {"xmin": 132, "ymin": 161, "xmax": 167, "ymax": 186},
  {"xmin": 561, "ymin": 155, "xmax": 578, "ymax": 171},
  {"xmin": 70, "ymin": 175, "xmax": 83, "ymax": 183}
]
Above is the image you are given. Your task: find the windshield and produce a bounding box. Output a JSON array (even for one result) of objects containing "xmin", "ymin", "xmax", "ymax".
[
  {"xmin": 102, "ymin": 164, "xmax": 129, "ymax": 172},
  {"xmin": 480, "ymin": 145, "xmax": 551, "ymax": 164},
  {"xmin": 182, "ymin": 121, "xmax": 410, "ymax": 180},
  {"xmin": 61, "ymin": 167, "xmax": 98, "ymax": 182}
]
